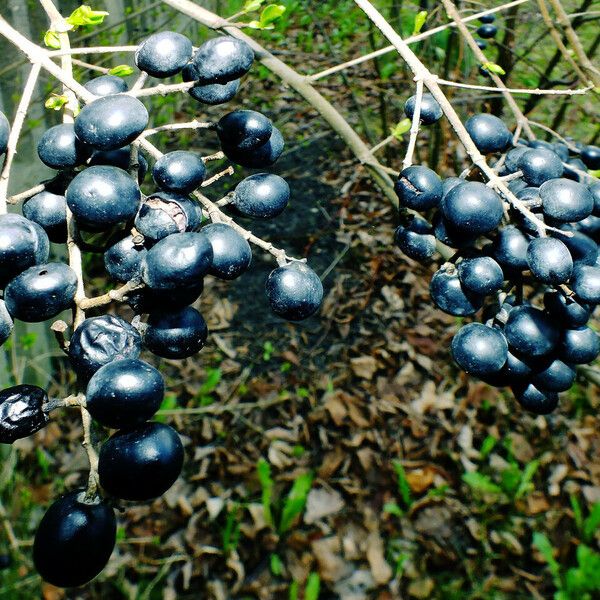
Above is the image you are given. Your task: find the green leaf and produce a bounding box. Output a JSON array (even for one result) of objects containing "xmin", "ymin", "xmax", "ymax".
[
  {"xmin": 412, "ymin": 11, "xmax": 427, "ymax": 35},
  {"xmin": 197, "ymin": 368, "xmax": 221, "ymax": 395},
  {"xmin": 305, "ymin": 572, "xmax": 320, "ymax": 600},
  {"xmin": 514, "ymin": 459, "xmax": 539, "ymax": 500},
  {"xmin": 243, "ymin": 0, "xmax": 265, "ymax": 12},
  {"xmin": 570, "ymin": 494, "xmax": 584, "ymax": 534},
  {"xmin": 383, "ymin": 501, "xmax": 404, "ymax": 517},
  {"xmin": 44, "ymin": 94, "xmax": 69, "ymax": 111},
  {"xmin": 66, "ymin": 5, "xmax": 109, "ymax": 29},
  {"xmin": 257, "ymin": 458, "xmax": 274, "ymax": 527},
  {"xmin": 108, "ymin": 64, "xmax": 134, "ymax": 77},
  {"xmin": 279, "ymin": 471, "xmax": 313, "ymax": 533},
  {"xmin": 245, "ymin": 3, "xmax": 286, "ymax": 30},
  {"xmin": 533, "ymin": 532, "xmax": 562, "ymax": 585},
  {"xmin": 289, "ymin": 581, "xmax": 299, "ymax": 600},
  {"xmin": 43, "ymin": 30, "xmax": 61, "ymax": 49},
  {"xmin": 392, "ymin": 460, "xmax": 412, "ymax": 507},
  {"xmin": 222, "ymin": 503, "xmax": 242, "ymax": 555},
  {"xmin": 270, "ymin": 553, "xmax": 284, "ymax": 576},
  {"xmin": 480, "ymin": 435, "xmax": 497, "ymax": 458},
  {"xmin": 482, "ymin": 61, "xmax": 506, "ymax": 76},
  {"xmin": 390, "ymin": 118, "xmax": 412, "ymax": 141},
  {"xmin": 462, "ymin": 471, "xmax": 502, "ymax": 496},
  {"xmin": 583, "ymin": 503, "xmax": 600, "ymax": 542}
]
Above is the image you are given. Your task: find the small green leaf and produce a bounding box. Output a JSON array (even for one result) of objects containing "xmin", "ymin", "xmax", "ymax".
[
  {"xmin": 383, "ymin": 501, "xmax": 404, "ymax": 517},
  {"xmin": 392, "ymin": 460, "xmax": 412, "ymax": 507},
  {"xmin": 514, "ymin": 459, "xmax": 539, "ymax": 500},
  {"xmin": 279, "ymin": 471, "xmax": 313, "ymax": 533},
  {"xmin": 462, "ymin": 471, "xmax": 503, "ymax": 495},
  {"xmin": 246, "ymin": 20, "xmax": 262, "ymax": 29},
  {"xmin": 533, "ymin": 532, "xmax": 562, "ymax": 585},
  {"xmin": 270, "ymin": 553, "xmax": 284, "ymax": 576},
  {"xmin": 305, "ymin": 572, "xmax": 320, "ymax": 600},
  {"xmin": 289, "ymin": 581, "xmax": 299, "ymax": 600},
  {"xmin": 583, "ymin": 503, "xmax": 600, "ymax": 542},
  {"xmin": 66, "ymin": 5, "xmax": 109, "ymax": 29},
  {"xmin": 43, "ymin": 30, "xmax": 61, "ymax": 49},
  {"xmin": 482, "ymin": 61, "xmax": 506, "ymax": 75},
  {"xmin": 243, "ymin": 0, "xmax": 265, "ymax": 12},
  {"xmin": 257, "ymin": 458, "xmax": 274, "ymax": 527},
  {"xmin": 259, "ymin": 4, "xmax": 286, "ymax": 28},
  {"xmin": 480, "ymin": 435, "xmax": 497, "ymax": 458},
  {"xmin": 108, "ymin": 64, "xmax": 134, "ymax": 77},
  {"xmin": 412, "ymin": 11, "xmax": 427, "ymax": 35},
  {"xmin": 391, "ymin": 118, "xmax": 412, "ymax": 140},
  {"xmin": 44, "ymin": 94, "xmax": 69, "ymax": 111}
]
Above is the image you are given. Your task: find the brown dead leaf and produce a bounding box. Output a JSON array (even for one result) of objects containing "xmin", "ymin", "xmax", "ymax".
[
  {"xmin": 324, "ymin": 392, "xmax": 347, "ymax": 426},
  {"xmin": 366, "ymin": 531, "xmax": 392, "ymax": 585},
  {"xmin": 304, "ymin": 488, "xmax": 345, "ymax": 524},
  {"xmin": 312, "ymin": 536, "xmax": 350, "ymax": 582},
  {"xmin": 526, "ymin": 492, "xmax": 550, "ymax": 515},
  {"xmin": 406, "ymin": 467, "xmax": 436, "ymax": 494},
  {"xmin": 350, "ymin": 355, "xmax": 378, "ymax": 379}
]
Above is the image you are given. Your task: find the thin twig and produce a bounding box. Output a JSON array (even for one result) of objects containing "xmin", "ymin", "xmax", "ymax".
[
  {"xmin": 140, "ymin": 119, "xmax": 214, "ymax": 137},
  {"xmin": 402, "ymin": 78, "xmax": 423, "ymax": 170},
  {"xmin": 437, "ymin": 78, "xmax": 592, "ymax": 96},
  {"xmin": 308, "ymin": 0, "xmax": 529, "ymax": 81},
  {"xmin": 7, "ymin": 183, "xmax": 46, "ymax": 205},
  {"xmin": 0, "ymin": 63, "xmax": 42, "ymax": 210},
  {"xmin": 78, "ymin": 279, "xmax": 144, "ymax": 310}
]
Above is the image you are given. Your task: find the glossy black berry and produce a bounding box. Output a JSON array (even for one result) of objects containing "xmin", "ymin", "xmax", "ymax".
[
  {"xmin": 0, "ymin": 214, "xmax": 50, "ymax": 287},
  {"xmin": 457, "ymin": 256, "xmax": 504, "ymax": 295},
  {"xmin": 84, "ymin": 75, "xmax": 128, "ymax": 97},
  {"xmin": 142, "ymin": 232, "xmax": 213, "ymax": 290},
  {"xmin": 492, "ymin": 225, "xmax": 530, "ymax": 271},
  {"xmin": 465, "ymin": 113, "xmax": 511, "ymax": 154},
  {"xmin": 68, "ymin": 315, "xmax": 142, "ymax": 381},
  {"xmin": 475, "ymin": 38, "xmax": 487, "ymax": 50},
  {"xmin": 442, "ymin": 181, "xmax": 503, "ymax": 234},
  {"xmin": 544, "ymin": 290, "xmax": 590, "ymax": 328},
  {"xmin": 144, "ymin": 306, "xmax": 208, "ymax": 359},
  {"xmin": 22, "ymin": 190, "xmax": 67, "ymax": 243},
  {"xmin": 512, "ymin": 383, "xmax": 558, "ymax": 415},
  {"xmin": 559, "ymin": 326, "xmax": 600, "ymax": 364},
  {"xmin": 571, "ymin": 264, "xmax": 600, "ymax": 304},
  {"xmin": 504, "ymin": 146, "xmax": 530, "ymax": 173},
  {"xmin": 37, "ymin": 123, "xmax": 91, "ymax": 170},
  {"xmin": 181, "ymin": 63, "xmax": 240, "ymax": 104},
  {"xmin": 103, "ymin": 235, "xmax": 147, "ymax": 283},
  {"xmin": 152, "ymin": 151, "xmax": 206, "ymax": 194},
  {"xmin": 217, "ymin": 110, "xmax": 273, "ymax": 152},
  {"xmin": 66, "ymin": 165, "xmax": 141, "ymax": 231},
  {"xmin": 479, "ymin": 14, "xmax": 496, "ymax": 23},
  {"xmin": 0, "ymin": 384, "xmax": 48, "ymax": 443},
  {"xmin": 452, "ymin": 323, "xmax": 508, "ymax": 376},
  {"xmin": 394, "ymin": 216, "xmax": 437, "ymax": 261},
  {"xmin": 74, "ymin": 94, "xmax": 148, "ymax": 151},
  {"xmin": 135, "ymin": 31, "xmax": 192, "ymax": 78},
  {"xmin": 531, "ymin": 359, "xmax": 576, "ymax": 392},
  {"xmin": 192, "ymin": 36, "xmax": 254, "ymax": 84},
  {"xmin": 518, "ymin": 148, "xmax": 564, "ymax": 186},
  {"xmin": 203, "ymin": 223, "xmax": 252, "ymax": 280},
  {"xmin": 560, "ymin": 227, "xmax": 598, "ymax": 265},
  {"xmin": 266, "ymin": 262, "xmax": 323, "ymax": 321},
  {"xmin": 504, "ymin": 305, "xmax": 560, "ymax": 357},
  {"xmin": 0, "ymin": 300, "xmax": 13, "ymax": 347},
  {"xmin": 134, "ymin": 192, "xmax": 202, "ymax": 242},
  {"xmin": 33, "ymin": 491, "xmax": 116, "ymax": 588},
  {"xmin": 526, "ymin": 237, "xmax": 573, "ymax": 285},
  {"xmin": 89, "ymin": 146, "xmax": 148, "ymax": 183},
  {"xmin": 581, "ymin": 145, "xmax": 600, "ymax": 170},
  {"xmin": 231, "ymin": 173, "xmax": 290, "ymax": 218},
  {"xmin": 223, "ymin": 126, "xmax": 284, "ymax": 168},
  {"xmin": 477, "ymin": 24, "xmax": 498, "ymax": 38},
  {"xmin": 98, "ymin": 422, "xmax": 184, "ymax": 501},
  {"xmin": 540, "ymin": 178, "xmax": 593, "ymax": 222},
  {"xmin": 429, "ymin": 268, "xmax": 483, "ymax": 316},
  {"xmin": 395, "ymin": 165, "xmax": 443, "ymax": 210},
  {"xmin": 86, "ymin": 359, "xmax": 164, "ymax": 429},
  {"xmin": 4, "ymin": 262, "xmax": 77, "ymax": 322},
  {"xmin": 404, "ymin": 93, "xmax": 442, "ymax": 125}
]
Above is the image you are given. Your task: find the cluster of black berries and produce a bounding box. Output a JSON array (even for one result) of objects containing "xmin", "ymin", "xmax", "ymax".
[
  {"xmin": 394, "ymin": 91, "xmax": 600, "ymax": 416},
  {"xmin": 475, "ymin": 12, "xmax": 498, "ymax": 50},
  {"xmin": 0, "ymin": 31, "xmax": 323, "ymax": 588}
]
